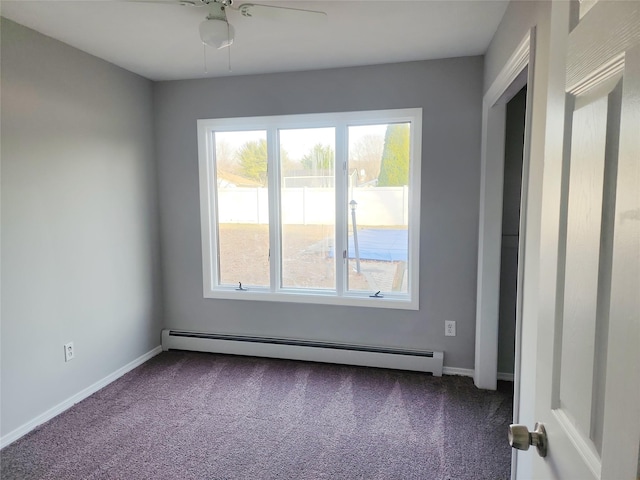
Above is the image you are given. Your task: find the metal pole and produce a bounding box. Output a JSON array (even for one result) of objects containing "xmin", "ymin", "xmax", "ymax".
[{"xmin": 350, "ymin": 200, "xmax": 361, "ymax": 273}]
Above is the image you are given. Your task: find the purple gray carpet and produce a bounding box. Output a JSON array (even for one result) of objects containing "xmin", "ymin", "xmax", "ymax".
[{"xmin": 1, "ymin": 351, "xmax": 513, "ymax": 479}]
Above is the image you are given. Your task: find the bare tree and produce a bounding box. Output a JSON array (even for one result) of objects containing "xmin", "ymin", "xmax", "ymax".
[
  {"xmin": 215, "ymin": 140, "xmax": 239, "ymax": 174},
  {"xmin": 349, "ymin": 134, "xmax": 384, "ymax": 183}
]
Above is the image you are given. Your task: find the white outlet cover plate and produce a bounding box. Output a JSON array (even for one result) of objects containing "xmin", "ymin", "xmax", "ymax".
[
  {"xmin": 445, "ymin": 321, "xmax": 456, "ymax": 337},
  {"xmin": 64, "ymin": 342, "xmax": 74, "ymax": 362}
]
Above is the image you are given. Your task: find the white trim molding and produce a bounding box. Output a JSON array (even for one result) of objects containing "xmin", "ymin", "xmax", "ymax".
[
  {"xmin": 498, "ymin": 371, "xmax": 516, "ymax": 382},
  {"xmin": 475, "ymin": 29, "xmax": 536, "ymax": 391},
  {"xmin": 442, "ymin": 367, "xmax": 514, "ymax": 382},
  {"xmin": 0, "ymin": 346, "xmax": 162, "ymax": 449},
  {"xmin": 443, "ymin": 366, "xmax": 475, "ymax": 377}
]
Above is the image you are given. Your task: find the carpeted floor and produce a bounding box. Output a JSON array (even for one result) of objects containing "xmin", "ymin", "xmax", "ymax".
[{"xmin": 1, "ymin": 351, "xmax": 513, "ymax": 479}]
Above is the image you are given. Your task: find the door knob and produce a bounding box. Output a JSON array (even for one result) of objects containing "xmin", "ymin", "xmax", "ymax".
[{"xmin": 508, "ymin": 422, "xmax": 547, "ymax": 457}]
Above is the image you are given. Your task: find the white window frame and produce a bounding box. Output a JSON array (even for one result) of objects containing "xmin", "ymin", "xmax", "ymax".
[{"xmin": 197, "ymin": 108, "xmax": 422, "ymax": 310}]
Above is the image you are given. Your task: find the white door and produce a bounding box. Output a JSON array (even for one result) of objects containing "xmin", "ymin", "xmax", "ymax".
[{"xmin": 516, "ymin": 1, "xmax": 640, "ymax": 479}]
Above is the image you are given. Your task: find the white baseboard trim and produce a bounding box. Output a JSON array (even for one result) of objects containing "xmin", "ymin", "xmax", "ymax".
[
  {"xmin": 442, "ymin": 367, "xmax": 475, "ymax": 377},
  {"xmin": 497, "ymin": 372, "xmax": 515, "ymax": 382},
  {"xmin": 443, "ymin": 367, "xmax": 514, "ymax": 382},
  {"xmin": 0, "ymin": 345, "xmax": 162, "ymax": 450}
]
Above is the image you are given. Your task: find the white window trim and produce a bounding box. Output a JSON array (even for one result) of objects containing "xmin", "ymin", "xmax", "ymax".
[{"xmin": 197, "ymin": 108, "xmax": 422, "ymax": 310}]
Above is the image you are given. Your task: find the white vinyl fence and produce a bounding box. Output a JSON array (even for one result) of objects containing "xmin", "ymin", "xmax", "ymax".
[{"xmin": 217, "ymin": 186, "xmax": 409, "ymax": 226}]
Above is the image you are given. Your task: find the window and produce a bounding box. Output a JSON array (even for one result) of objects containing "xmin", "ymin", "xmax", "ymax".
[{"xmin": 197, "ymin": 108, "xmax": 422, "ymax": 309}]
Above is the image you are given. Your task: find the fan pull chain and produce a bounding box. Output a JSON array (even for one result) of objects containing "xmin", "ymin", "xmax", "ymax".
[
  {"xmin": 203, "ymin": 43, "xmax": 208, "ymax": 74},
  {"xmin": 227, "ymin": 22, "xmax": 232, "ymax": 72}
]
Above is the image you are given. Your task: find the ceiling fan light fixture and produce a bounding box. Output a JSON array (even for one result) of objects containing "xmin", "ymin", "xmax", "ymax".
[{"xmin": 199, "ymin": 18, "xmax": 234, "ymax": 49}]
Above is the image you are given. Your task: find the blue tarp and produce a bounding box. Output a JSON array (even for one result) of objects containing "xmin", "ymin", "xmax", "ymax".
[{"xmin": 344, "ymin": 229, "xmax": 408, "ymax": 262}]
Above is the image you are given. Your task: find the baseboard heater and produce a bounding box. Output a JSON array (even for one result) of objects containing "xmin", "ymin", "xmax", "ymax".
[{"xmin": 161, "ymin": 329, "xmax": 443, "ymax": 376}]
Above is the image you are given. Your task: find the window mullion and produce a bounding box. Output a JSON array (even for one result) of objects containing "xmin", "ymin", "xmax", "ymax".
[
  {"xmin": 267, "ymin": 126, "xmax": 281, "ymax": 293},
  {"xmin": 334, "ymin": 122, "xmax": 348, "ymax": 297}
]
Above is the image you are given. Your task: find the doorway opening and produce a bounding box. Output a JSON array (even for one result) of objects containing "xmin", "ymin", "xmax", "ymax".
[{"xmin": 497, "ymin": 86, "xmax": 527, "ymax": 380}]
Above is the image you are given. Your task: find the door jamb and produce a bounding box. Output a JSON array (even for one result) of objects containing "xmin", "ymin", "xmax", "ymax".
[
  {"xmin": 474, "ymin": 29, "xmax": 536, "ymax": 392},
  {"xmin": 475, "ymin": 30, "xmax": 536, "ymax": 478}
]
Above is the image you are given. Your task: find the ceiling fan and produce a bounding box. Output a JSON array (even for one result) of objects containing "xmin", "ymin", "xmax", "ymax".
[{"xmin": 134, "ymin": 0, "xmax": 327, "ymax": 50}]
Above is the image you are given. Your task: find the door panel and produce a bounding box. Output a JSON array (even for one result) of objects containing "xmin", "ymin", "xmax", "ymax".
[{"xmin": 558, "ymin": 90, "xmax": 610, "ymax": 453}]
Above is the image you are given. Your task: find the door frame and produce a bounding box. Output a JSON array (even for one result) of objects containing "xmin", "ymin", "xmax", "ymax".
[
  {"xmin": 474, "ymin": 29, "xmax": 536, "ymax": 477},
  {"xmin": 475, "ymin": 28, "xmax": 536, "ymax": 391}
]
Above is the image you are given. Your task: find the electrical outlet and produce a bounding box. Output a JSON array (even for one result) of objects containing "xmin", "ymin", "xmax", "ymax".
[
  {"xmin": 445, "ymin": 321, "xmax": 456, "ymax": 337},
  {"xmin": 64, "ymin": 342, "xmax": 74, "ymax": 362}
]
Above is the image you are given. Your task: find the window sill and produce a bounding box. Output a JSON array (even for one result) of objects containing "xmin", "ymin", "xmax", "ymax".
[{"xmin": 203, "ymin": 288, "xmax": 418, "ymax": 310}]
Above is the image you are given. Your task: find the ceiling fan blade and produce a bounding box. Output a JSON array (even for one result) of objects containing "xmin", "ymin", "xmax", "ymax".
[
  {"xmin": 236, "ymin": 3, "xmax": 327, "ymax": 23},
  {"xmin": 124, "ymin": 0, "xmax": 207, "ymax": 6}
]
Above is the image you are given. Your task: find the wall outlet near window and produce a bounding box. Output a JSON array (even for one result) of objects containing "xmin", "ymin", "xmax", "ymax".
[
  {"xmin": 445, "ymin": 321, "xmax": 456, "ymax": 337},
  {"xmin": 64, "ymin": 342, "xmax": 74, "ymax": 362}
]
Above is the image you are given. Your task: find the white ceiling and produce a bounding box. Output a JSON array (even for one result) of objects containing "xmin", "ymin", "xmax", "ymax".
[{"xmin": 1, "ymin": 0, "xmax": 508, "ymax": 81}]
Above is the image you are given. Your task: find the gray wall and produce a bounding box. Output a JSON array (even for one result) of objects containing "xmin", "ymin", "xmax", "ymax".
[
  {"xmin": 154, "ymin": 57, "xmax": 484, "ymax": 369},
  {"xmin": 1, "ymin": 19, "xmax": 163, "ymax": 437}
]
